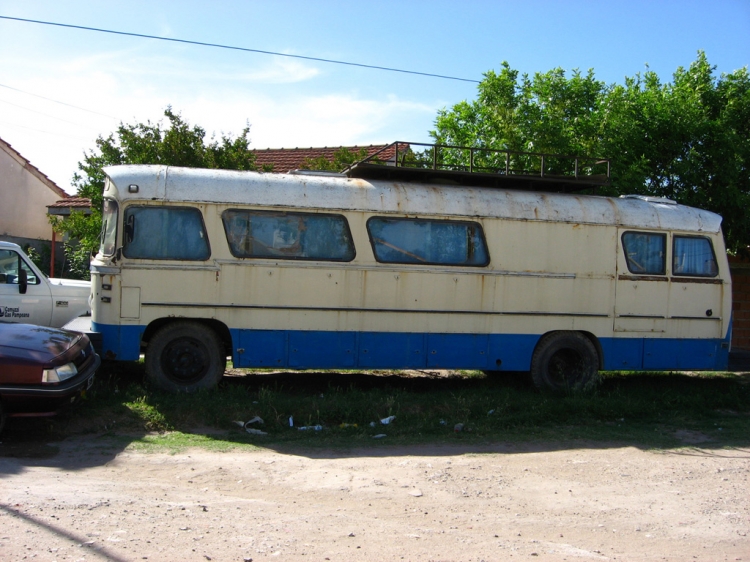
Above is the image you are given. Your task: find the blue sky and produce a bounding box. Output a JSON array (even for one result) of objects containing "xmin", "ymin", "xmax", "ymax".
[{"xmin": 0, "ymin": 0, "xmax": 748, "ymax": 193}]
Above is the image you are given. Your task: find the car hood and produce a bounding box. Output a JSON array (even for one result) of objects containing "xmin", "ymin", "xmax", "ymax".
[
  {"xmin": 0, "ymin": 322, "xmax": 80, "ymax": 364},
  {"xmin": 48, "ymin": 278, "xmax": 91, "ymax": 289},
  {"xmin": 48, "ymin": 277, "xmax": 92, "ymax": 299}
]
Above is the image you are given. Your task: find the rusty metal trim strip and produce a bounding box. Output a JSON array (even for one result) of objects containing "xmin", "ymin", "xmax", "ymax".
[
  {"xmin": 669, "ymin": 316, "xmax": 722, "ymax": 321},
  {"xmin": 619, "ymin": 274, "xmax": 723, "ymax": 285},
  {"xmin": 618, "ymin": 274, "xmax": 668, "ymax": 282},
  {"xmin": 120, "ymin": 263, "xmax": 221, "ymax": 271},
  {"xmin": 616, "ymin": 314, "xmax": 666, "ymax": 319},
  {"xmin": 213, "ymin": 259, "xmax": 578, "ymax": 279},
  {"xmin": 140, "ymin": 302, "xmax": 609, "ymax": 318},
  {"xmin": 669, "ymin": 277, "xmax": 723, "ymax": 285}
]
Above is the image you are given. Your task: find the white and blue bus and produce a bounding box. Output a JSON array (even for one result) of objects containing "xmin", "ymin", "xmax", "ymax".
[{"xmin": 89, "ymin": 155, "xmax": 732, "ymax": 393}]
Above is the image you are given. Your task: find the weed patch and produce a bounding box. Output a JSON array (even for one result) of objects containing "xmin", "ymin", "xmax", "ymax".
[{"xmin": 3, "ymin": 364, "xmax": 749, "ymax": 451}]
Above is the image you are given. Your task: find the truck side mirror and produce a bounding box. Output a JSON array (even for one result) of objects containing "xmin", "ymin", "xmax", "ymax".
[{"xmin": 19, "ymin": 267, "xmax": 27, "ymax": 294}]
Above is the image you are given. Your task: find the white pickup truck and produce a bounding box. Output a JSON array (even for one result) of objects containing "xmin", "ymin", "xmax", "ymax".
[{"xmin": 0, "ymin": 241, "xmax": 91, "ymax": 328}]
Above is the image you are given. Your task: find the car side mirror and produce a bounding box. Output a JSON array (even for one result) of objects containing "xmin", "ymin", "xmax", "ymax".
[{"xmin": 19, "ymin": 267, "xmax": 27, "ymax": 294}]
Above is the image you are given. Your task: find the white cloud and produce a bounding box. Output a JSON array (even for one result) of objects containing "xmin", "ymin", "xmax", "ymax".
[{"xmin": 0, "ymin": 38, "xmax": 439, "ymax": 193}]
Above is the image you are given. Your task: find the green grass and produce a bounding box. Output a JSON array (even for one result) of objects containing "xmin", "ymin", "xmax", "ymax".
[{"xmin": 3, "ymin": 363, "xmax": 749, "ymax": 452}]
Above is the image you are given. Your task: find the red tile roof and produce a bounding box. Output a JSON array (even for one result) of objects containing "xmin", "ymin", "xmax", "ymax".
[
  {"xmin": 47, "ymin": 197, "xmax": 92, "ymax": 210},
  {"xmin": 253, "ymin": 143, "xmax": 409, "ymax": 173}
]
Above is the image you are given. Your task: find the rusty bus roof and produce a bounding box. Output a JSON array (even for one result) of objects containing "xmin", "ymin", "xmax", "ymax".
[{"xmin": 103, "ymin": 164, "xmax": 723, "ymax": 235}]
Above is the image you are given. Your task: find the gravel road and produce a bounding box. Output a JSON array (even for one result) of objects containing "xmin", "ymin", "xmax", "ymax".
[{"xmin": 1, "ymin": 438, "xmax": 748, "ymax": 561}]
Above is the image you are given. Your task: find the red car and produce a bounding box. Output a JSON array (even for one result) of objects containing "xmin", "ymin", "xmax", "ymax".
[{"xmin": 0, "ymin": 322, "xmax": 100, "ymax": 433}]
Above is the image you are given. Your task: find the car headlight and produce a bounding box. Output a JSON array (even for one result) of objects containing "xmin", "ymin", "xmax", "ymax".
[{"xmin": 42, "ymin": 362, "xmax": 78, "ymax": 383}]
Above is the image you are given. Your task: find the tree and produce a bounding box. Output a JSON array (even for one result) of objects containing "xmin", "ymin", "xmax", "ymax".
[
  {"xmin": 53, "ymin": 108, "xmax": 262, "ymax": 277},
  {"xmin": 601, "ymin": 55, "xmax": 750, "ymax": 251},
  {"xmin": 432, "ymin": 53, "xmax": 750, "ymax": 253}
]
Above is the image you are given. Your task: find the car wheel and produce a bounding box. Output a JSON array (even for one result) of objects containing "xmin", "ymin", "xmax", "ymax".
[
  {"xmin": 530, "ymin": 331, "xmax": 599, "ymax": 394},
  {"xmin": 145, "ymin": 322, "xmax": 225, "ymax": 393}
]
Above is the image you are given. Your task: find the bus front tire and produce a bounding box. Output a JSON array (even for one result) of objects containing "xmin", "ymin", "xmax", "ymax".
[
  {"xmin": 146, "ymin": 322, "xmax": 225, "ymax": 393},
  {"xmin": 530, "ymin": 331, "xmax": 599, "ymax": 394}
]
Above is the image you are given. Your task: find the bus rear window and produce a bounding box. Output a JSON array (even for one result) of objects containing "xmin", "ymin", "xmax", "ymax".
[
  {"xmin": 123, "ymin": 206, "xmax": 210, "ymax": 261},
  {"xmin": 222, "ymin": 210, "xmax": 355, "ymax": 261},
  {"xmin": 673, "ymin": 236, "xmax": 718, "ymax": 277},
  {"xmin": 367, "ymin": 217, "xmax": 489, "ymax": 266},
  {"xmin": 622, "ymin": 231, "xmax": 666, "ymax": 275}
]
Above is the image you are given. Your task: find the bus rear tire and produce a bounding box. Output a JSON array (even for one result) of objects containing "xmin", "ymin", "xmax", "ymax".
[
  {"xmin": 146, "ymin": 321, "xmax": 225, "ymax": 393},
  {"xmin": 530, "ymin": 331, "xmax": 599, "ymax": 394}
]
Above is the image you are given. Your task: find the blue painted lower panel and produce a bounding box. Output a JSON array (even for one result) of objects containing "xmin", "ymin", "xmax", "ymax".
[
  {"xmin": 92, "ymin": 321, "xmax": 145, "ymax": 361},
  {"xmin": 599, "ymin": 337, "xmax": 728, "ymax": 371},
  {"xmin": 232, "ymin": 330, "xmax": 541, "ymax": 370},
  {"xmin": 95, "ymin": 322, "xmax": 730, "ymax": 372}
]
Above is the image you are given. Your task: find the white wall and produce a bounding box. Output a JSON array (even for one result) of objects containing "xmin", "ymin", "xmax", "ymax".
[{"xmin": 0, "ymin": 140, "xmax": 66, "ymax": 242}]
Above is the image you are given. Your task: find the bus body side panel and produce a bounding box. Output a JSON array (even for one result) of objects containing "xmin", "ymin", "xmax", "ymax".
[{"xmin": 233, "ymin": 329, "xmax": 541, "ymax": 370}]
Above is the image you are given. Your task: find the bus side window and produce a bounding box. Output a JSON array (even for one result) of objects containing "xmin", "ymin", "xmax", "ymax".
[
  {"xmin": 122, "ymin": 206, "xmax": 211, "ymax": 260},
  {"xmin": 222, "ymin": 210, "xmax": 355, "ymax": 262},
  {"xmin": 673, "ymin": 236, "xmax": 718, "ymax": 277},
  {"xmin": 367, "ymin": 217, "xmax": 490, "ymax": 266},
  {"xmin": 621, "ymin": 232, "xmax": 666, "ymax": 275}
]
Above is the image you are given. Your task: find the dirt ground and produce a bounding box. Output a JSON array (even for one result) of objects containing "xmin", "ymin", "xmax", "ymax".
[{"xmin": 0, "ymin": 438, "xmax": 748, "ymax": 562}]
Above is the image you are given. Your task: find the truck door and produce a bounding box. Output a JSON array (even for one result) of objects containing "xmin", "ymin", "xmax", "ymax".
[
  {"xmin": 614, "ymin": 230, "xmax": 669, "ymax": 333},
  {"xmin": 0, "ymin": 248, "xmax": 53, "ymax": 326}
]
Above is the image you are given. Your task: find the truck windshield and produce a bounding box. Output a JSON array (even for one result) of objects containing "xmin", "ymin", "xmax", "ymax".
[{"xmin": 99, "ymin": 198, "xmax": 119, "ymax": 256}]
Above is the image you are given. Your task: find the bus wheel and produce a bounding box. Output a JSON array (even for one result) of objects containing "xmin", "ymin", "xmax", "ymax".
[
  {"xmin": 530, "ymin": 332, "xmax": 599, "ymax": 394},
  {"xmin": 146, "ymin": 322, "xmax": 225, "ymax": 393}
]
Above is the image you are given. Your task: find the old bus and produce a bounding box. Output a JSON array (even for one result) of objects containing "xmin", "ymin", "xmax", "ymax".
[{"xmin": 89, "ymin": 147, "xmax": 732, "ymax": 393}]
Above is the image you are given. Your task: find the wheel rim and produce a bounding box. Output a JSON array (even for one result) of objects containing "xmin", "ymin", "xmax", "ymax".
[
  {"xmin": 546, "ymin": 348, "xmax": 587, "ymax": 388},
  {"xmin": 160, "ymin": 336, "xmax": 211, "ymax": 384}
]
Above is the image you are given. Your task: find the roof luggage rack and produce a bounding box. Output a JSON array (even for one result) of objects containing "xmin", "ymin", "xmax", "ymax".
[{"xmin": 343, "ymin": 141, "xmax": 610, "ymax": 194}]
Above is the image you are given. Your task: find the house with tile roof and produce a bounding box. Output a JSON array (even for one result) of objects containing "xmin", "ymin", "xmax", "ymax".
[
  {"xmin": 0, "ymin": 136, "xmax": 85, "ymax": 274},
  {"xmin": 0, "ymin": 136, "xmax": 69, "ymax": 244}
]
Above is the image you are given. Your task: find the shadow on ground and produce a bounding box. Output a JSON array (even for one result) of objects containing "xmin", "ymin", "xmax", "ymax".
[{"xmin": 1, "ymin": 361, "xmax": 749, "ymax": 473}]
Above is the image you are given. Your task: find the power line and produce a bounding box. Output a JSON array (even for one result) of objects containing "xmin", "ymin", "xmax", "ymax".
[
  {"xmin": 0, "ymin": 97, "xmax": 110, "ymax": 131},
  {"xmin": 0, "ymin": 15, "xmax": 481, "ymax": 85},
  {"xmin": 0, "ymin": 119, "xmax": 93, "ymax": 142},
  {"xmin": 0, "ymin": 82, "xmax": 118, "ymax": 119}
]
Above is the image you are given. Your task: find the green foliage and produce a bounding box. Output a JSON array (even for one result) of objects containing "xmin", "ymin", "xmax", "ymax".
[
  {"xmin": 8, "ymin": 366, "xmax": 750, "ymax": 450},
  {"xmin": 433, "ymin": 53, "xmax": 750, "ymax": 252},
  {"xmin": 301, "ymin": 147, "xmax": 370, "ymax": 171},
  {"xmin": 52, "ymin": 108, "xmax": 261, "ymax": 266},
  {"xmin": 22, "ymin": 244, "xmax": 49, "ymax": 276},
  {"xmin": 63, "ymin": 240, "xmax": 95, "ymax": 279}
]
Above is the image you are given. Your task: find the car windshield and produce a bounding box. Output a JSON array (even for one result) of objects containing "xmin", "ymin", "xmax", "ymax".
[{"xmin": 99, "ymin": 198, "xmax": 118, "ymax": 257}]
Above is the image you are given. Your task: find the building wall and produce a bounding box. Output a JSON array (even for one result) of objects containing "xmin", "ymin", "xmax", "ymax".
[
  {"xmin": 0, "ymin": 140, "xmax": 66, "ymax": 241},
  {"xmin": 729, "ymin": 257, "xmax": 750, "ymax": 350}
]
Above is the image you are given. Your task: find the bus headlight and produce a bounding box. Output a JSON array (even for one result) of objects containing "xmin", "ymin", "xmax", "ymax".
[{"xmin": 42, "ymin": 362, "xmax": 78, "ymax": 383}]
